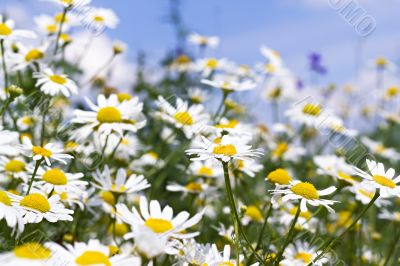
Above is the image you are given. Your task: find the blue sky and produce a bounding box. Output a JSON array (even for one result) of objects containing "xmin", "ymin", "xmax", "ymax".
[{"xmin": 3, "ymin": 0, "xmax": 400, "ymax": 83}]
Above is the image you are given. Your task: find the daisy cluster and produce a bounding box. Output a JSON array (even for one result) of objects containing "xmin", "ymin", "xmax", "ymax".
[{"xmin": 0, "ymin": 0, "xmax": 399, "ymax": 265}]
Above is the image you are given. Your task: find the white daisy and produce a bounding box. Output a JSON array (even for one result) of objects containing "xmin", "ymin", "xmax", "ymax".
[
  {"xmin": 361, "ymin": 137, "xmax": 400, "ymax": 160},
  {"xmin": 34, "ymin": 14, "xmax": 63, "ymax": 35},
  {"xmin": 33, "ymin": 69, "xmax": 78, "ymax": 97},
  {"xmin": 281, "ymin": 241, "xmax": 329, "ymax": 266},
  {"xmin": 233, "ymin": 158, "xmax": 263, "ymax": 178},
  {"xmin": 187, "ymin": 32, "xmax": 219, "ymax": 48},
  {"xmin": 0, "ymin": 242, "xmax": 54, "ymax": 266},
  {"xmin": 72, "ymin": 94, "xmax": 146, "ymax": 138},
  {"xmin": 0, "ymin": 130, "xmax": 21, "ymax": 156},
  {"xmin": 19, "ymin": 136, "xmax": 73, "ymax": 166},
  {"xmin": 8, "ymin": 192, "xmax": 74, "ymax": 223},
  {"xmin": 0, "ymin": 156, "xmax": 28, "ymax": 182},
  {"xmin": 314, "ymin": 155, "xmax": 358, "ymax": 184},
  {"xmin": 353, "ymin": 159, "xmax": 400, "ymax": 198},
  {"xmin": 194, "ymin": 57, "xmax": 229, "ymax": 77},
  {"xmin": 188, "ymin": 87, "xmax": 209, "ymax": 104},
  {"xmin": 378, "ymin": 209, "xmax": 400, "ymax": 222},
  {"xmin": 46, "ymin": 0, "xmax": 91, "ymax": 8},
  {"xmin": 270, "ymin": 181, "xmax": 338, "ymax": 213},
  {"xmin": 0, "ymin": 15, "xmax": 36, "ymax": 41},
  {"xmin": 84, "ymin": 7, "xmax": 119, "ymax": 30},
  {"xmin": 284, "ymin": 101, "xmax": 338, "ymax": 128},
  {"xmin": 116, "ymin": 196, "xmax": 203, "ymax": 239},
  {"xmin": 202, "ymin": 78, "xmax": 257, "ymax": 92},
  {"xmin": 166, "ymin": 180, "xmax": 215, "ymax": 198},
  {"xmin": 155, "ymin": 96, "xmax": 209, "ymax": 138},
  {"xmin": 9, "ymin": 43, "xmax": 49, "ymax": 71},
  {"xmin": 186, "ymin": 135, "xmax": 263, "ymax": 163},
  {"xmin": 259, "ymin": 45, "xmax": 283, "ymax": 75},
  {"xmin": 92, "ymin": 166, "xmax": 150, "ymax": 194},
  {"xmin": 0, "ymin": 191, "xmax": 24, "ymax": 233},
  {"xmin": 349, "ymin": 183, "xmax": 390, "ymax": 207},
  {"xmin": 189, "ymin": 160, "xmax": 223, "ymax": 178},
  {"xmin": 47, "ymin": 239, "xmax": 141, "ymax": 266}
]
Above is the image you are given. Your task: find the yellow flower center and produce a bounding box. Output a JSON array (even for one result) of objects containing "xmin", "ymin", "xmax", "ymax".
[
  {"xmin": 60, "ymin": 33, "xmax": 71, "ymax": 42},
  {"xmin": 32, "ymin": 146, "xmax": 53, "ymax": 157},
  {"xmin": 197, "ymin": 166, "xmax": 213, "ymax": 176},
  {"xmin": 338, "ymin": 171, "xmax": 357, "ymax": 183},
  {"xmin": 111, "ymin": 184, "xmax": 126, "ymax": 193},
  {"xmin": 75, "ymin": 251, "xmax": 111, "ymax": 266},
  {"xmin": 376, "ymin": 57, "xmax": 387, "ymax": 67},
  {"xmin": 46, "ymin": 24, "xmax": 57, "ymax": 33},
  {"xmin": 290, "ymin": 182, "xmax": 319, "ymax": 200},
  {"xmin": 264, "ymin": 63, "xmax": 275, "ymax": 73},
  {"xmin": 215, "ymin": 120, "xmax": 239, "ymax": 129},
  {"xmin": 20, "ymin": 193, "xmax": 51, "ymax": 213},
  {"xmin": 49, "ymin": 75, "xmax": 67, "ymax": 85},
  {"xmin": 358, "ymin": 189, "xmax": 374, "ymax": 199},
  {"xmin": 21, "ymin": 116, "xmax": 34, "ymax": 125},
  {"xmin": 60, "ymin": 192, "xmax": 68, "ymax": 200},
  {"xmin": 289, "ymin": 207, "xmax": 311, "ymax": 219},
  {"xmin": 218, "ymin": 262, "xmax": 234, "ymax": 266},
  {"xmin": 245, "ymin": 206, "xmax": 263, "ymax": 222},
  {"xmin": 97, "ymin": 107, "xmax": 122, "ymax": 123},
  {"xmin": 108, "ymin": 245, "xmax": 119, "ymax": 256},
  {"xmin": 145, "ymin": 218, "xmax": 173, "ymax": 233},
  {"xmin": 117, "ymin": 93, "xmax": 132, "ymax": 102},
  {"xmin": 213, "ymin": 144, "xmax": 237, "ymax": 156},
  {"xmin": 375, "ymin": 144, "xmax": 386, "ymax": 154},
  {"xmin": 174, "ymin": 111, "xmax": 193, "ymax": 125},
  {"xmin": 25, "ymin": 49, "xmax": 44, "ymax": 62},
  {"xmin": 386, "ymin": 86, "xmax": 399, "ymax": 98},
  {"xmin": 295, "ymin": 252, "xmax": 312, "ymax": 263},
  {"xmin": 372, "ymin": 175, "xmax": 396, "ymax": 188},
  {"xmin": 175, "ymin": 55, "xmax": 191, "ymax": 64},
  {"xmin": 4, "ymin": 159, "xmax": 25, "ymax": 173},
  {"xmin": 206, "ymin": 58, "xmax": 218, "ymax": 69},
  {"xmin": 108, "ymin": 223, "xmax": 129, "ymax": 237},
  {"xmin": 147, "ymin": 151, "xmax": 158, "ymax": 159},
  {"xmin": 100, "ymin": 191, "xmax": 115, "ymax": 205},
  {"xmin": 268, "ymin": 87, "xmax": 282, "ymax": 99},
  {"xmin": 42, "ymin": 168, "xmax": 68, "ymax": 185},
  {"xmin": 13, "ymin": 243, "xmax": 51, "ymax": 260},
  {"xmin": 0, "ymin": 191, "xmax": 11, "ymax": 206},
  {"xmin": 0, "ymin": 23, "xmax": 12, "ymax": 36},
  {"xmin": 54, "ymin": 13, "xmax": 68, "ymax": 23},
  {"xmin": 93, "ymin": 15, "xmax": 105, "ymax": 22},
  {"xmin": 236, "ymin": 159, "xmax": 245, "ymax": 169},
  {"xmin": 267, "ymin": 168, "xmax": 292, "ymax": 185},
  {"xmin": 273, "ymin": 142, "xmax": 288, "ymax": 158},
  {"xmin": 185, "ymin": 182, "xmax": 203, "ymax": 192},
  {"xmin": 302, "ymin": 103, "xmax": 321, "ymax": 116}
]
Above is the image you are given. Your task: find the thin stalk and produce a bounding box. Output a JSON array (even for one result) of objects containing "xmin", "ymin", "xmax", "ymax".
[
  {"xmin": 249, "ymin": 203, "xmax": 273, "ymax": 263},
  {"xmin": 222, "ymin": 162, "xmax": 267, "ymax": 265},
  {"xmin": 274, "ymin": 203, "xmax": 301, "ymax": 265},
  {"xmin": 308, "ymin": 190, "xmax": 380, "ymax": 266},
  {"xmin": 214, "ymin": 90, "xmax": 229, "ymax": 121},
  {"xmin": 26, "ymin": 159, "xmax": 43, "ymax": 195},
  {"xmin": 383, "ymin": 223, "xmax": 400, "ymax": 266},
  {"xmin": 53, "ymin": 7, "xmax": 69, "ymax": 55},
  {"xmin": 1, "ymin": 39, "xmax": 9, "ymax": 90},
  {"xmin": 83, "ymin": 53, "xmax": 116, "ymax": 87}
]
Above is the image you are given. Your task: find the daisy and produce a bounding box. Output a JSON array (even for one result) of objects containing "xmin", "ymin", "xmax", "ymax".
[
  {"xmin": 0, "ymin": 242, "xmax": 54, "ymax": 266},
  {"xmin": 116, "ymin": 196, "xmax": 203, "ymax": 239},
  {"xmin": 270, "ymin": 181, "xmax": 338, "ymax": 213},
  {"xmin": 19, "ymin": 136, "xmax": 73, "ymax": 166},
  {"xmin": 16, "ymin": 116, "xmax": 36, "ymax": 131},
  {"xmin": 84, "ymin": 8, "xmax": 119, "ymax": 30},
  {"xmin": 92, "ymin": 166, "xmax": 150, "ymax": 194},
  {"xmin": 46, "ymin": 0, "xmax": 91, "ymax": 8},
  {"xmin": 285, "ymin": 101, "xmax": 338, "ymax": 128},
  {"xmin": 188, "ymin": 87, "xmax": 209, "ymax": 104},
  {"xmin": 349, "ymin": 183, "xmax": 390, "ymax": 207},
  {"xmin": 202, "ymin": 77, "xmax": 257, "ymax": 92},
  {"xmin": 266, "ymin": 168, "xmax": 293, "ymax": 186},
  {"xmin": 34, "ymin": 14, "xmax": 63, "ymax": 35},
  {"xmin": 361, "ymin": 137, "xmax": 400, "ymax": 160},
  {"xmin": 213, "ymin": 118, "xmax": 253, "ymax": 138},
  {"xmin": 169, "ymin": 54, "xmax": 193, "ymax": 72},
  {"xmin": 0, "ymin": 156, "xmax": 28, "ymax": 182},
  {"xmin": 242, "ymin": 205, "xmax": 264, "ymax": 224},
  {"xmin": 281, "ymin": 241, "xmax": 329, "ymax": 266},
  {"xmin": 353, "ymin": 159, "xmax": 400, "ymax": 198},
  {"xmin": 233, "ymin": 158, "xmax": 263, "ymax": 178},
  {"xmin": 0, "ymin": 130, "xmax": 21, "ymax": 156},
  {"xmin": 186, "ymin": 135, "xmax": 263, "ymax": 163},
  {"xmin": 8, "ymin": 192, "xmax": 74, "ymax": 223},
  {"xmin": 269, "ymin": 141, "xmax": 305, "ymax": 162},
  {"xmin": 47, "ymin": 239, "xmax": 141, "ymax": 266},
  {"xmin": 187, "ymin": 32, "xmax": 219, "ymax": 48},
  {"xmin": 209, "ymin": 244, "xmax": 259, "ymax": 266},
  {"xmin": 0, "ymin": 191, "xmax": 25, "ymax": 233},
  {"xmin": 378, "ymin": 209, "xmax": 400, "ymax": 222},
  {"xmin": 0, "ymin": 15, "xmax": 36, "ymax": 41},
  {"xmin": 30, "ymin": 166, "xmax": 87, "ymax": 194},
  {"xmin": 194, "ymin": 57, "xmax": 229, "ymax": 77},
  {"xmin": 33, "ymin": 69, "xmax": 78, "ymax": 97},
  {"xmin": 131, "ymin": 151, "xmax": 163, "ymax": 168},
  {"xmin": 262, "ymin": 68, "xmax": 297, "ymax": 102},
  {"xmin": 314, "ymin": 155, "xmax": 358, "ymax": 184},
  {"xmin": 189, "ymin": 160, "xmax": 223, "ymax": 178},
  {"xmin": 174, "ymin": 240, "xmax": 215, "ymax": 266},
  {"xmin": 155, "ymin": 96, "xmax": 209, "ymax": 138},
  {"xmin": 72, "ymin": 94, "xmax": 146, "ymax": 138},
  {"xmin": 166, "ymin": 180, "xmax": 215, "ymax": 198},
  {"xmin": 259, "ymin": 45, "xmax": 283, "ymax": 75},
  {"xmin": 8, "ymin": 43, "xmax": 49, "ymax": 71},
  {"xmin": 278, "ymin": 205, "xmax": 317, "ymax": 232}
]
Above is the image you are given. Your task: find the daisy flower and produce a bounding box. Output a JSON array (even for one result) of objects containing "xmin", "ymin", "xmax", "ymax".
[
  {"xmin": 19, "ymin": 136, "xmax": 73, "ymax": 166},
  {"xmin": 378, "ymin": 209, "xmax": 400, "ymax": 222},
  {"xmin": 48, "ymin": 239, "xmax": 141, "ymax": 266},
  {"xmin": 34, "ymin": 14, "xmax": 63, "ymax": 35},
  {"xmin": 281, "ymin": 241, "xmax": 329, "ymax": 266},
  {"xmin": 155, "ymin": 96, "xmax": 209, "ymax": 138},
  {"xmin": 116, "ymin": 196, "xmax": 203, "ymax": 239},
  {"xmin": 259, "ymin": 45, "xmax": 283, "ymax": 74},
  {"xmin": 0, "ymin": 130, "xmax": 21, "ymax": 156},
  {"xmin": 266, "ymin": 168, "xmax": 293, "ymax": 186},
  {"xmin": 0, "ymin": 242, "xmax": 54, "ymax": 266},
  {"xmin": 8, "ymin": 192, "xmax": 74, "ymax": 223},
  {"xmin": 9, "ymin": 43, "xmax": 49, "ymax": 71},
  {"xmin": 269, "ymin": 141, "xmax": 305, "ymax": 162},
  {"xmin": 169, "ymin": 54, "xmax": 193, "ymax": 72},
  {"xmin": 213, "ymin": 118, "xmax": 253, "ymax": 138},
  {"xmin": 349, "ymin": 183, "xmax": 390, "ymax": 207},
  {"xmin": 188, "ymin": 87, "xmax": 209, "ymax": 104},
  {"xmin": 33, "ymin": 69, "xmax": 78, "ymax": 97},
  {"xmin": 278, "ymin": 205, "xmax": 317, "ymax": 232},
  {"xmin": 270, "ymin": 181, "xmax": 337, "ymax": 213},
  {"xmin": 31, "ymin": 166, "xmax": 87, "ymax": 194},
  {"xmin": 72, "ymin": 94, "xmax": 146, "ymax": 138},
  {"xmin": 202, "ymin": 77, "xmax": 257, "ymax": 92},
  {"xmin": 233, "ymin": 158, "xmax": 263, "ymax": 178},
  {"xmin": 209, "ymin": 244, "xmax": 259, "ymax": 266},
  {"xmin": 84, "ymin": 8, "xmax": 119, "ymax": 30},
  {"xmin": 189, "ymin": 160, "xmax": 223, "ymax": 178},
  {"xmin": 242, "ymin": 205, "xmax": 264, "ymax": 225},
  {"xmin": 0, "ymin": 156, "xmax": 28, "ymax": 182},
  {"xmin": 361, "ymin": 137, "xmax": 400, "ymax": 160},
  {"xmin": 166, "ymin": 180, "xmax": 215, "ymax": 198},
  {"xmin": 17, "ymin": 116, "xmax": 36, "ymax": 131},
  {"xmin": 186, "ymin": 135, "xmax": 263, "ymax": 163},
  {"xmin": 353, "ymin": 159, "xmax": 400, "ymax": 198},
  {"xmin": 46, "ymin": 0, "xmax": 91, "ymax": 8},
  {"xmin": 187, "ymin": 32, "xmax": 219, "ymax": 48},
  {"xmin": 0, "ymin": 191, "xmax": 25, "ymax": 233},
  {"xmin": 314, "ymin": 155, "xmax": 358, "ymax": 184},
  {"xmin": 92, "ymin": 166, "xmax": 150, "ymax": 194},
  {"xmin": 284, "ymin": 101, "xmax": 338, "ymax": 128},
  {"xmin": 194, "ymin": 57, "xmax": 229, "ymax": 77},
  {"xmin": 0, "ymin": 15, "xmax": 36, "ymax": 41}
]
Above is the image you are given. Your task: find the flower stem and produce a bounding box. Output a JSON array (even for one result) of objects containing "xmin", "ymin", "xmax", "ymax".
[
  {"xmin": 274, "ymin": 202, "xmax": 301, "ymax": 265},
  {"xmin": 1, "ymin": 39, "xmax": 9, "ymax": 90},
  {"xmin": 307, "ymin": 189, "xmax": 380, "ymax": 266},
  {"xmin": 26, "ymin": 159, "xmax": 43, "ymax": 195},
  {"xmin": 383, "ymin": 222, "xmax": 400, "ymax": 266},
  {"xmin": 214, "ymin": 90, "xmax": 229, "ymax": 122},
  {"xmin": 53, "ymin": 7, "xmax": 69, "ymax": 55},
  {"xmin": 222, "ymin": 161, "xmax": 267, "ymax": 265}
]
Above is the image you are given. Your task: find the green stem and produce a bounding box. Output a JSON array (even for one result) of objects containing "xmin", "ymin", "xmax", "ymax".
[
  {"xmin": 383, "ymin": 223, "xmax": 400, "ymax": 266},
  {"xmin": 222, "ymin": 161, "xmax": 267, "ymax": 265},
  {"xmin": 53, "ymin": 7, "xmax": 68, "ymax": 55},
  {"xmin": 26, "ymin": 159, "xmax": 43, "ymax": 195},
  {"xmin": 308, "ymin": 190, "xmax": 380, "ymax": 266},
  {"xmin": 249, "ymin": 203, "xmax": 273, "ymax": 263},
  {"xmin": 1, "ymin": 39, "xmax": 9, "ymax": 90},
  {"xmin": 214, "ymin": 90, "xmax": 229, "ymax": 121},
  {"xmin": 274, "ymin": 202, "xmax": 301, "ymax": 265}
]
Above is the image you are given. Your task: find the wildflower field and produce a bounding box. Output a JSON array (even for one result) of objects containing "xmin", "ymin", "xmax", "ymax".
[{"xmin": 0, "ymin": 0, "xmax": 399, "ymax": 265}]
